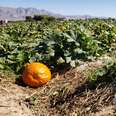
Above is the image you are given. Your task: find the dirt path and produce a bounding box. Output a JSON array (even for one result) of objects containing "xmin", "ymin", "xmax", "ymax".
[{"xmin": 0, "ymin": 79, "xmax": 34, "ymax": 116}]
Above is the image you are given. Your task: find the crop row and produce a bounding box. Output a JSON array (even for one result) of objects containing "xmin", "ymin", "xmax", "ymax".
[{"xmin": 0, "ymin": 19, "xmax": 116, "ymax": 74}]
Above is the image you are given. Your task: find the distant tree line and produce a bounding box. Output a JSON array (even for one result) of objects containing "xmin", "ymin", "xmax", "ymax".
[{"xmin": 25, "ymin": 15, "xmax": 65, "ymax": 22}]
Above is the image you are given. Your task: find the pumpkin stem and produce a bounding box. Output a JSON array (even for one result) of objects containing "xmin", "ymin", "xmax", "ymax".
[{"xmin": 24, "ymin": 63, "xmax": 29, "ymax": 67}]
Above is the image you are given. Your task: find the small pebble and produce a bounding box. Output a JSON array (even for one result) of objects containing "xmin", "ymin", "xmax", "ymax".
[
  {"xmin": 112, "ymin": 95, "xmax": 116, "ymax": 105},
  {"xmin": 112, "ymin": 109, "xmax": 116, "ymax": 113}
]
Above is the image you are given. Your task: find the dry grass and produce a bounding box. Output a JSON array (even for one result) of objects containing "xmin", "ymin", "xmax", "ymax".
[{"xmin": 26, "ymin": 58, "xmax": 116, "ymax": 116}]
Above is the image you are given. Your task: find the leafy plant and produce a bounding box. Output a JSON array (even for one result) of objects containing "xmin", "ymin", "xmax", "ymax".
[{"xmin": 0, "ymin": 19, "xmax": 115, "ymax": 74}]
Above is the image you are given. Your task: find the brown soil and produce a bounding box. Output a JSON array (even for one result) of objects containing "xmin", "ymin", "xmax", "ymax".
[
  {"xmin": 0, "ymin": 56, "xmax": 115, "ymax": 116},
  {"xmin": 0, "ymin": 77, "xmax": 35, "ymax": 116}
]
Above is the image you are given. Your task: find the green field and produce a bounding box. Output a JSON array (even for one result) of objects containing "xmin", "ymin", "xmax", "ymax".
[
  {"xmin": 0, "ymin": 18, "xmax": 116, "ymax": 115},
  {"xmin": 0, "ymin": 18, "xmax": 116, "ymax": 73}
]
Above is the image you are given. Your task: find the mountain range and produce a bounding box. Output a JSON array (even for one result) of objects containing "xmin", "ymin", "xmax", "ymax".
[
  {"xmin": 0, "ymin": 6, "xmax": 107, "ymax": 21},
  {"xmin": 0, "ymin": 6, "xmax": 64, "ymax": 21}
]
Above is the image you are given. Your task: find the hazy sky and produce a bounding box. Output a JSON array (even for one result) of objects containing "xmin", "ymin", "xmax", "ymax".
[{"xmin": 0, "ymin": 0, "xmax": 116, "ymax": 17}]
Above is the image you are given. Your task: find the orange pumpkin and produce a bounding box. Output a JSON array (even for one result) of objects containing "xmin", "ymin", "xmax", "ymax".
[{"xmin": 22, "ymin": 62, "xmax": 51, "ymax": 87}]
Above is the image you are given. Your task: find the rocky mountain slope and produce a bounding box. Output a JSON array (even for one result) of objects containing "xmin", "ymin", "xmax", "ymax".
[{"xmin": 0, "ymin": 6, "xmax": 63, "ymax": 21}]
